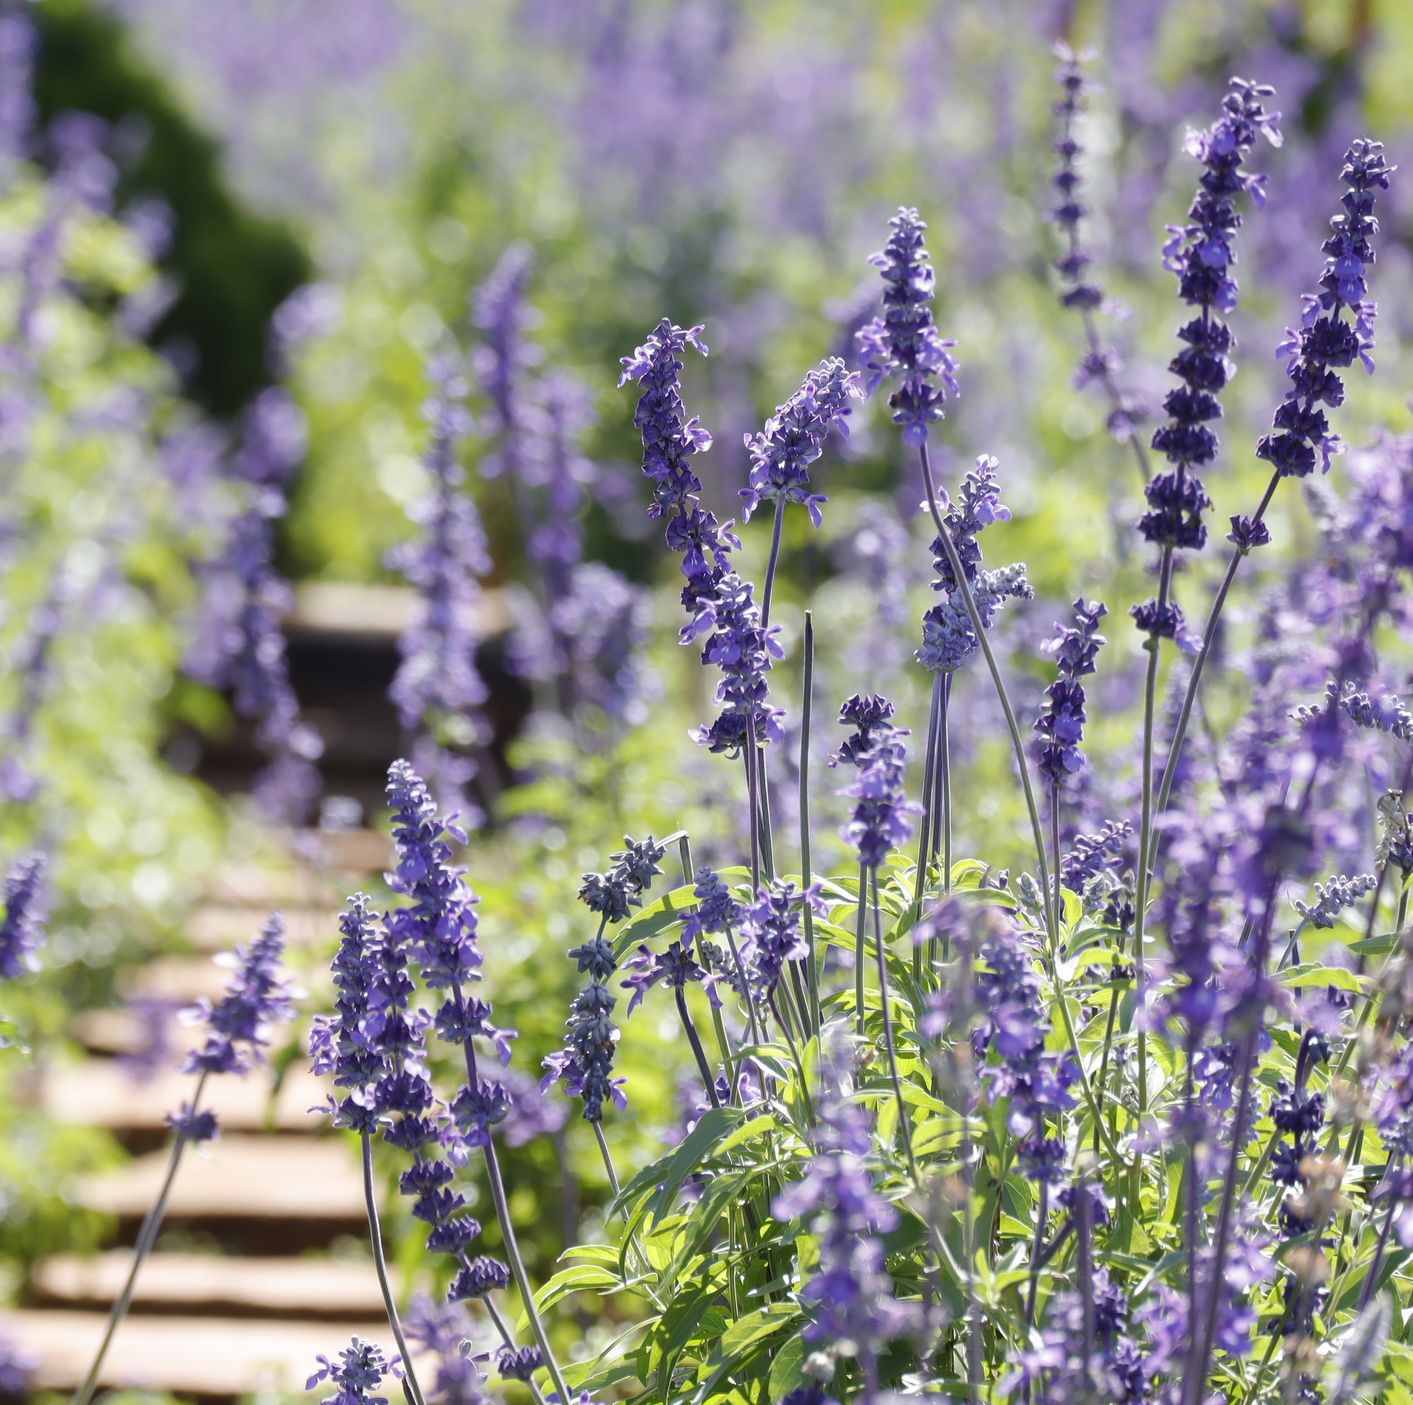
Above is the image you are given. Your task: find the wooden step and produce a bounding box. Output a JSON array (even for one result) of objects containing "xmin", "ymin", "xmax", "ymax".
[
  {"xmin": 33, "ymin": 1251, "xmax": 386, "ymax": 1320},
  {"xmin": 116, "ymin": 953, "xmax": 332, "ymax": 1004},
  {"xmin": 187, "ymin": 903, "xmax": 340, "ymax": 954},
  {"xmin": 40, "ymin": 1061, "xmax": 330, "ymax": 1146},
  {"xmin": 79, "ymin": 1135, "xmax": 366, "ymax": 1254},
  {"xmin": 12, "ymin": 1308, "xmax": 417, "ymax": 1398}
]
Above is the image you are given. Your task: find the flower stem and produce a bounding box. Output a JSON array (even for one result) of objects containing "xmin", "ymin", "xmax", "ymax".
[
  {"xmin": 799, "ymin": 611, "xmax": 821, "ymax": 1036},
  {"xmin": 361, "ymin": 1131, "xmax": 430, "ymax": 1405},
  {"xmin": 760, "ymin": 498, "xmax": 786, "ymax": 630},
  {"xmin": 70, "ymin": 1070, "xmax": 211, "ymax": 1405},
  {"xmin": 676, "ymin": 988, "xmax": 721, "ymax": 1107},
  {"xmin": 872, "ymin": 868, "xmax": 917, "ymax": 1182},
  {"xmin": 854, "ymin": 861, "xmax": 868, "ymax": 1036}
]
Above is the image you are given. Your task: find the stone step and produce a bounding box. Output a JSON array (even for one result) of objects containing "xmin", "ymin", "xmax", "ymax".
[
  {"xmin": 79, "ymin": 1135, "xmax": 366, "ymax": 1254},
  {"xmin": 11, "ymin": 1308, "xmax": 414, "ymax": 1398},
  {"xmin": 33, "ymin": 1251, "xmax": 386, "ymax": 1320},
  {"xmin": 39, "ymin": 1060, "xmax": 329, "ymax": 1149}
]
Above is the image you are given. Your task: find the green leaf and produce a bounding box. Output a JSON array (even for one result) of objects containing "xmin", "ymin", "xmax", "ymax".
[
  {"xmin": 613, "ymin": 1105, "xmax": 743, "ymax": 1216},
  {"xmin": 767, "ymin": 1330, "xmax": 808, "ymax": 1397}
]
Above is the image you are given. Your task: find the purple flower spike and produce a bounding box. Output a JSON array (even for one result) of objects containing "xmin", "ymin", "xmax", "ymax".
[
  {"xmin": 740, "ymin": 356, "xmax": 861, "ymax": 527},
  {"xmin": 1035, "ymin": 599, "xmax": 1108, "ymax": 787},
  {"xmin": 307, "ymin": 1338, "xmax": 402, "ymax": 1405},
  {"xmin": 841, "ymin": 724, "xmax": 919, "ymax": 869},
  {"xmin": 856, "ymin": 207, "xmax": 958, "ymax": 445},
  {"xmin": 1257, "ymin": 139, "xmax": 1394, "ymax": 481},
  {"xmin": 0, "ymin": 852, "xmax": 45, "ymax": 980}
]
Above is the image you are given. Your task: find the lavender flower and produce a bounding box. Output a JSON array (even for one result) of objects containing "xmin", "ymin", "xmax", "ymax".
[
  {"xmin": 1050, "ymin": 46, "xmax": 1146, "ymax": 446},
  {"xmin": 472, "ymin": 243, "xmax": 539, "ymax": 485},
  {"xmin": 387, "ymin": 358, "xmax": 490, "ymax": 819},
  {"xmin": 181, "ymin": 915, "xmax": 295, "ymax": 1080},
  {"xmin": 1134, "ymin": 78, "xmax": 1280, "ymax": 644},
  {"xmin": 496, "ymin": 1344, "xmax": 543, "ymax": 1382},
  {"xmin": 772, "ymin": 1051, "xmax": 915, "ymax": 1377},
  {"xmin": 307, "ymin": 1339, "xmax": 401, "ymax": 1405},
  {"xmin": 1034, "ymin": 599, "xmax": 1108, "ymax": 787},
  {"xmin": 1293, "ymin": 872, "xmax": 1377, "ymax": 929},
  {"xmin": 621, "ymin": 938, "xmax": 718, "ymax": 1014},
  {"xmin": 739, "ymin": 880, "xmax": 824, "ymax": 1001},
  {"xmin": 544, "ymin": 836, "xmax": 665, "ymax": 1120},
  {"xmin": 404, "ymin": 1296, "xmax": 488, "ymax": 1404},
  {"xmin": 840, "ymin": 725, "xmax": 917, "ymax": 869},
  {"xmin": 187, "ymin": 391, "xmax": 323, "ymax": 828},
  {"xmin": 856, "ymin": 206, "xmax": 958, "ymax": 445},
  {"xmin": 0, "ymin": 852, "xmax": 45, "ymax": 980},
  {"xmin": 915, "ymin": 455, "xmax": 1032, "ymax": 675},
  {"xmin": 1257, "ymin": 140, "xmax": 1393, "ymax": 481},
  {"xmin": 832, "ymin": 694, "xmax": 896, "ymax": 769},
  {"xmin": 681, "ymin": 867, "xmax": 742, "ymax": 947},
  {"xmin": 619, "ymin": 320, "xmax": 781, "ymax": 753},
  {"xmin": 739, "ymin": 356, "xmax": 861, "ymax": 527}
]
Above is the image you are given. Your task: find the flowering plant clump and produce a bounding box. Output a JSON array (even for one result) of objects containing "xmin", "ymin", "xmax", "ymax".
[{"xmin": 20, "ymin": 29, "xmax": 1413, "ymax": 1405}]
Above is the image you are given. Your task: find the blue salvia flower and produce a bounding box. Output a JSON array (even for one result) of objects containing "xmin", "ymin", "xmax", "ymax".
[
  {"xmin": 471, "ymin": 242, "xmax": 538, "ymax": 486},
  {"xmin": 0, "ymin": 566, "xmax": 71, "ymax": 803},
  {"xmin": 1294, "ymin": 872, "xmax": 1377, "ymax": 929},
  {"xmin": 186, "ymin": 391, "xmax": 323, "ymax": 827},
  {"xmin": 619, "ymin": 320, "xmax": 781, "ymax": 754},
  {"xmin": 772, "ymin": 1048, "xmax": 916, "ymax": 1378},
  {"xmin": 681, "ymin": 866, "xmax": 742, "ymax": 946},
  {"xmin": 1049, "ymin": 47, "xmax": 1146, "ymax": 447},
  {"xmin": 0, "ymin": 852, "xmax": 45, "ymax": 980},
  {"xmin": 916, "ymin": 455, "xmax": 1032, "ymax": 675},
  {"xmin": 1134, "ymin": 78, "xmax": 1280, "ymax": 642},
  {"xmin": 740, "ymin": 356, "xmax": 861, "ymax": 527},
  {"xmin": 682, "ymin": 569, "xmax": 785, "ymax": 754},
  {"xmin": 916, "ymin": 562, "xmax": 1032, "ymax": 675},
  {"xmin": 181, "ymin": 915, "xmax": 295, "ymax": 1081},
  {"xmin": 1034, "ymin": 599, "xmax": 1108, "ymax": 787},
  {"xmin": 404, "ymin": 1295, "xmax": 490, "ymax": 1403},
  {"xmin": 387, "ymin": 359, "xmax": 490, "ymax": 820},
  {"xmin": 621, "ymin": 938, "xmax": 718, "ymax": 1015},
  {"xmin": 307, "ymin": 1339, "xmax": 401, "ymax": 1405},
  {"xmin": 543, "ymin": 836, "xmax": 665, "ymax": 1120},
  {"xmin": 496, "ymin": 1344, "xmax": 544, "ymax": 1382},
  {"xmin": 973, "ymin": 921, "xmax": 1077, "ymax": 1177},
  {"xmin": 1250, "ymin": 140, "xmax": 1393, "ymax": 490},
  {"xmin": 841, "ymin": 725, "xmax": 918, "ymax": 869},
  {"xmin": 739, "ymin": 880, "xmax": 824, "ymax": 1001},
  {"xmin": 856, "ymin": 206, "xmax": 959, "ymax": 445},
  {"xmin": 831, "ymin": 694, "xmax": 896, "ymax": 769}
]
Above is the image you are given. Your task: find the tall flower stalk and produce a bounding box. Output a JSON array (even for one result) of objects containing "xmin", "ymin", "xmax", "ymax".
[{"xmin": 72, "ymin": 918, "xmax": 295, "ymax": 1405}]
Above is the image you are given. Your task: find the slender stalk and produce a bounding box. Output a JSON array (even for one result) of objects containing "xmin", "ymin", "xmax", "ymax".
[
  {"xmin": 940, "ymin": 675, "xmax": 953, "ymax": 889},
  {"xmin": 872, "ymin": 869, "xmax": 917, "ymax": 1181},
  {"xmin": 743, "ymin": 736, "xmax": 762, "ymax": 893},
  {"xmin": 854, "ymin": 861, "xmax": 869, "ymax": 1036},
  {"xmin": 800, "ymin": 611, "xmax": 821, "ymax": 1036},
  {"xmin": 1356, "ymin": 1188, "xmax": 1399, "ymax": 1313},
  {"xmin": 594, "ymin": 1120, "xmax": 621, "ymax": 1198},
  {"xmin": 458, "ymin": 1039, "xmax": 571, "ymax": 1404},
  {"xmin": 676, "ymin": 988, "xmax": 721, "ymax": 1107},
  {"xmin": 913, "ymin": 674, "xmax": 943, "ymax": 914},
  {"xmin": 1024, "ymin": 1179, "xmax": 1050, "ymax": 1333},
  {"xmin": 71, "ymin": 1072, "xmax": 213, "ymax": 1405},
  {"xmin": 361, "ymin": 1132, "xmax": 430, "ymax": 1405},
  {"xmin": 1079, "ymin": 306, "xmax": 1152, "ymax": 485},
  {"xmin": 1148, "ymin": 471, "xmax": 1281, "ymax": 871},
  {"xmin": 917, "ymin": 442, "xmax": 1052, "ymax": 922},
  {"xmin": 760, "ymin": 498, "xmax": 786, "ymax": 629}
]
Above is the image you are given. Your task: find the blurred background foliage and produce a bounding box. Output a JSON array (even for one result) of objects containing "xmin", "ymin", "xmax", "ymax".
[{"xmin": 2, "ymin": 0, "xmax": 1413, "ymax": 1374}]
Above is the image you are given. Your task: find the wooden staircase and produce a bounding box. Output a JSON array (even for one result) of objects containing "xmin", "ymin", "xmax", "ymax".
[{"xmin": 8, "ymin": 844, "xmax": 435, "ymax": 1398}]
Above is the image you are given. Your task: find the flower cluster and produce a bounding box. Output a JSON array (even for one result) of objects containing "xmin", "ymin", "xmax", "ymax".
[
  {"xmin": 840, "ymin": 721, "xmax": 917, "ymax": 869},
  {"xmin": 973, "ymin": 922, "xmax": 1077, "ymax": 1179},
  {"xmin": 1034, "ymin": 598, "xmax": 1108, "ymax": 787},
  {"xmin": 0, "ymin": 852, "xmax": 45, "ymax": 981},
  {"xmin": 387, "ymin": 357, "xmax": 490, "ymax": 818},
  {"xmin": 1136, "ymin": 77, "xmax": 1280, "ymax": 637},
  {"xmin": 543, "ymin": 837, "xmax": 666, "ymax": 1120},
  {"xmin": 186, "ymin": 390, "xmax": 323, "ymax": 827},
  {"xmin": 856, "ymin": 206, "xmax": 958, "ymax": 445},
  {"xmin": 739, "ymin": 356, "xmax": 860, "ymax": 527},
  {"xmin": 307, "ymin": 1339, "xmax": 401, "ymax": 1405},
  {"xmin": 831, "ymin": 694, "xmax": 897, "ymax": 769},
  {"xmin": 619, "ymin": 320, "xmax": 782, "ymax": 754},
  {"xmin": 1257, "ymin": 140, "xmax": 1393, "ymax": 481},
  {"xmin": 1294, "ymin": 871, "xmax": 1377, "ymax": 929},
  {"xmin": 772, "ymin": 1054, "xmax": 915, "ymax": 1378},
  {"xmin": 739, "ymin": 880, "xmax": 824, "ymax": 1002}
]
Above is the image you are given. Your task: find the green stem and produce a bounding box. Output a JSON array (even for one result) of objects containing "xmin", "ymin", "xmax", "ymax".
[
  {"xmin": 873, "ymin": 868, "xmax": 917, "ymax": 1181},
  {"xmin": 854, "ymin": 861, "xmax": 868, "ymax": 1036},
  {"xmin": 800, "ymin": 611, "xmax": 821, "ymax": 1036},
  {"xmin": 361, "ymin": 1132, "xmax": 430, "ymax": 1405},
  {"xmin": 71, "ymin": 1071, "xmax": 212, "ymax": 1405}
]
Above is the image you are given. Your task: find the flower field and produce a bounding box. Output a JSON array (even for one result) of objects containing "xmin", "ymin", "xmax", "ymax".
[{"xmin": 3, "ymin": 3, "xmax": 1413, "ymax": 1404}]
